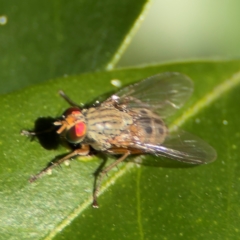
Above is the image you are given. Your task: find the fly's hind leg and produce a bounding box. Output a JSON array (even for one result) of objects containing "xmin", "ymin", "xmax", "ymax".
[
  {"xmin": 92, "ymin": 150, "xmax": 130, "ymax": 208},
  {"xmin": 29, "ymin": 144, "xmax": 90, "ymax": 182}
]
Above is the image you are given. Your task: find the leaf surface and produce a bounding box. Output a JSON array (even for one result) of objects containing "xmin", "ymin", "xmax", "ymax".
[{"xmin": 0, "ymin": 60, "xmax": 240, "ymax": 239}]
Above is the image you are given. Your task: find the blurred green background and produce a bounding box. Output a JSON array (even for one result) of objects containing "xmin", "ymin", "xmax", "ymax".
[
  {"xmin": 1, "ymin": 0, "xmax": 240, "ymax": 94},
  {"xmin": 118, "ymin": 0, "xmax": 240, "ymax": 67},
  {"xmin": 0, "ymin": 0, "xmax": 147, "ymax": 94}
]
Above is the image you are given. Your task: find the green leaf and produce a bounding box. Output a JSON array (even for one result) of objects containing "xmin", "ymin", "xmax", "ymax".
[
  {"xmin": 0, "ymin": 60, "xmax": 240, "ymax": 239},
  {"xmin": 0, "ymin": 0, "xmax": 149, "ymax": 94}
]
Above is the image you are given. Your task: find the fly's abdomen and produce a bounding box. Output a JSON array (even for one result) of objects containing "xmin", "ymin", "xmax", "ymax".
[{"xmin": 132, "ymin": 109, "xmax": 168, "ymax": 145}]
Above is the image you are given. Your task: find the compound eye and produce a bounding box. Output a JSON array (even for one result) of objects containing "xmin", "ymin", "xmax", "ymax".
[
  {"xmin": 66, "ymin": 122, "xmax": 86, "ymax": 143},
  {"xmin": 63, "ymin": 107, "xmax": 81, "ymax": 118}
]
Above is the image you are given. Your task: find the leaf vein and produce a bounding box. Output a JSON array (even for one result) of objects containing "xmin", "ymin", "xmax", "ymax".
[{"xmin": 170, "ymin": 71, "xmax": 240, "ymax": 131}]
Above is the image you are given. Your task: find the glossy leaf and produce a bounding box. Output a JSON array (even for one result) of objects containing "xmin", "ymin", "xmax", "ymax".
[{"xmin": 0, "ymin": 60, "xmax": 240, "ymax": 239}]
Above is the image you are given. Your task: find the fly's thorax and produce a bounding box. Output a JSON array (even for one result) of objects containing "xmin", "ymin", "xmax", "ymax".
[
  {"xmin": 130, "ymin": 108, "xmax": 168, "ymax": 145},
  {"xmin": 84, "ymin": 106, "xmax": 133, "ymax": 150}
]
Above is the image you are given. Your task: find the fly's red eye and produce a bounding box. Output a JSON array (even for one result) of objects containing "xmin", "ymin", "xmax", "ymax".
[
  {"xmin": 66, "ymin": 122, "xmax": 86, "ymax": 143},
  {"xmin": 63, "ymin": 107, "xmax": 81, "ymax": 117},
  {"xmin": 75, "ymin": 122, "xmax": 86, "ymax": 137}
]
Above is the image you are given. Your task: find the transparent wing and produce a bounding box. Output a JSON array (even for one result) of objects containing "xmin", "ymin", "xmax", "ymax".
[
  {"xmin": 110, "ymin": 72, "xmax": 193, "ymax": 118},
  {"xmin": 141, "ymin": 131, "xmax": 216, "ymax": 164}
]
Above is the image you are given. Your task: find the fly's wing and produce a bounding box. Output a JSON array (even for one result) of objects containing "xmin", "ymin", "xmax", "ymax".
[
  {"xmin": 108, "ymin": 72, "xmax": 193, "ymax": 118},
  {"xmin": 104, "ymin": 72, "xmax": 216, "ymax": 164},
  {"xmin": 142, "ymin": 131, "xmax": 217, "ymax": 164}
]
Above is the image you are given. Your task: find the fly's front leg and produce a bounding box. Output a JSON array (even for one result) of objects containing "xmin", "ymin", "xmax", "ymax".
[
  {"xmin": 92, "ymin": 150, "xmax": 130, "ymax": 208},
  {"xmin": 58, "ymin": 90, "xmax": 80, "ymax": 107},
  {"xmin": 21, "ymin": 126, "xmax": 56, "ymax": 136},
  {"xmin": 29, "ymin": 144, "xmax": 90, "ymax": 182}
]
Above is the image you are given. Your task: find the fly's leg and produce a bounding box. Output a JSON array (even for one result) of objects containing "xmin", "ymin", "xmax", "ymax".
[
  {"xmin": 93, "ymin": 157, "xmax": 107, "ymax": 196},
  {"xmin": 92, "ymin": 151, "xmax": 130, "ymax": 208},
  {"xmin": 29, "ymin": 144, "xmax": 90, "ymax": 182},
  {"xmin": 59, "ymin": 90, "xmax": 80, "ymax": 107},
  {"xmin": 21, "ymin": 91, "xmax": 79, "ymax": 137},
  {"xmin": 21, "ymin": 126, "xmax": 56, "ymax": 136}
]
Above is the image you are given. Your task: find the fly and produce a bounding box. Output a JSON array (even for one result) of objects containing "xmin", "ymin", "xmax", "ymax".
[{"xmin": 21, "ymin": 72, "xmax": 217, "ymax": 208}]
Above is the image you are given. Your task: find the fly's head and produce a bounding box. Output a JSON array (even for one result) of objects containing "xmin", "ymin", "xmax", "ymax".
[{"xmin": 54, "ymin": 107, "xmax": 87, "ymax": 144}]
